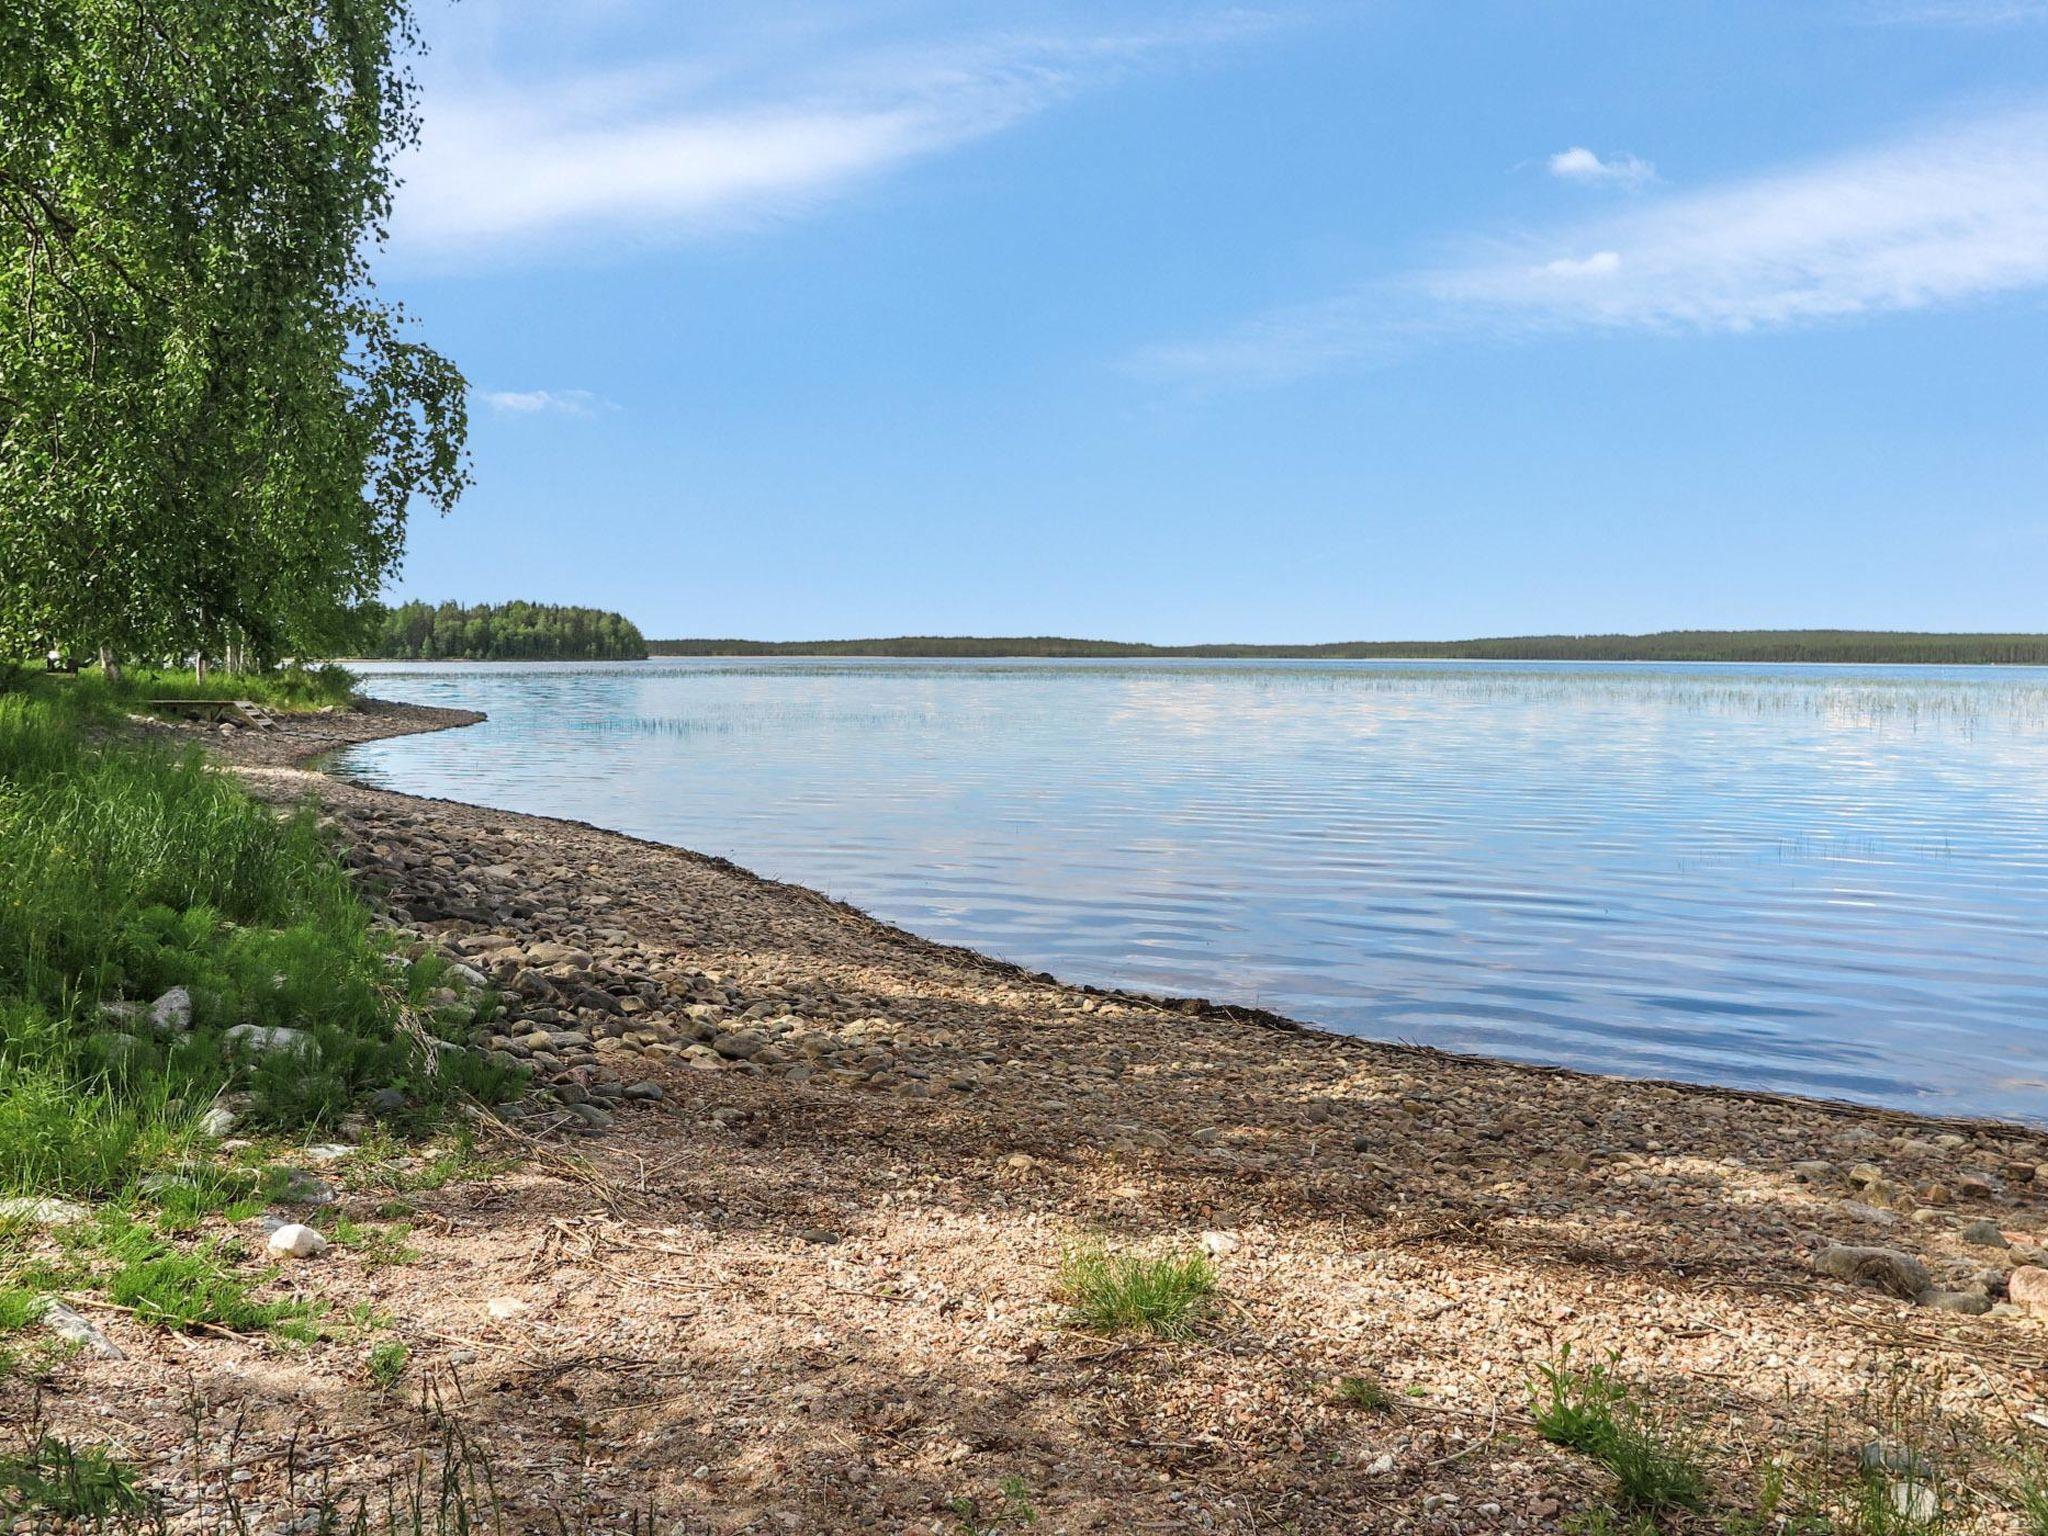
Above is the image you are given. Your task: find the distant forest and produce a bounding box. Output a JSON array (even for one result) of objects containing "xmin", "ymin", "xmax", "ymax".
[
  {"xmin": 648, "ymin": 631, "xmax": 2048, "ymax": 665},
  {"xmin": 365, "ymin": 601, "xmax": 648, "ymax": 661}
]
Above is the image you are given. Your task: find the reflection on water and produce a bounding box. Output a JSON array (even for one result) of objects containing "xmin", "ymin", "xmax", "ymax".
[{"xmin": 335, "ymin": 659, "xmax": 2048, "ymax": 1120}]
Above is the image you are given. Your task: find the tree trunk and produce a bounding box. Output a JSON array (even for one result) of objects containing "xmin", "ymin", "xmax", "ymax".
[{"xmin": 97, "ymin": 647, "xmax": 122, "ymax": 684}]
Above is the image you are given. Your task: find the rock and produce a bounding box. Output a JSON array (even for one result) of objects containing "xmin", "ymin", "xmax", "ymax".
[
  {"xmin": 267, "ymin": 1223, "xmax": 328, "ymax": 1259},
  {"xmin": 712, "ymin": 1029, "xmax": 766, "ymax": 1060},
  {"xmin": 525, "ymin": 942, "xmax": 592, "ymax": 969},
  {"xmin": 302, "ymin": 1143, "xmax": 354, "ymax": 1163},
  {"xmin": 1200, "ymin": 1231, "xmax": 1241, "ymax": 1257},
  {"xmin": 38, "ymin": 1299, "xmax": 124, "ymax": 1359},
  {"xmin": 366, "ymin": 1087, "xmax": 407, "ymax": 1116},
  {"xmin": 1918, "ymin": 1289, "xmax": 1992, "ymax": 1315},
  {"xmin": 1960, "ymin": 1219, "xmax": 2009, "ymax": 1249},
  {"xmin": 799, "ymin": 1227, "xmax": 841, "ymax": 1245},
  {"xmin": 1885, "ymin": 1480, "xmax": 1939, "ymax": 1525},
  {"xmin": 1814, "ymin": 1244, "xmax": 1931, "ymax": 1299},
  {"xmin": 1848, "ymin": 1162, "xmax": 1885, "ymax": 1189},
  {"xmin": 622, "ymin": 1080, "xmax": 664, "ymax": 1101},
  {"xmin": 223, "ymin": 1024, "xmax": 314, "ymax": 1057},
  {"xmin": 2006, "ymin": 1265, "xmax": 2048, "ymax": 1316},
  {"xmin": 269, "ymin": 1169, "xmax": 336, "ymax": 1206},
  {"xmin": 486, "ymin": 1297, "xmax": 530, "ymax": 1321},
  {"xmin": 1791, "ymin": 1159, "xmax": 1835, "ymax": 1182},
  {"xmin": 1859, "ymin": 1442, "xmax": 1933, "ymax": 1478},
  {"xmin": 0, "ymin": 1196, "xmax": 88, "ymax": 1226},
  {"xmin": 148, "ymin": 985, "xmax": 194, "ymax": 1034},
  {"xmin": 566, "ymin": 1102, "xmax": 614, "ymax": 1129},
  {"xmin": 197, "ymin": 1103, "xmax": 238, "ymax": 1138}
]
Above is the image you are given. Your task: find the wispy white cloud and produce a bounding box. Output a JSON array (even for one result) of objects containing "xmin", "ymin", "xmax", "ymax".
[
  {"xmin": 1873, "ymin": 0, "xmax": 2048, "ymax": 24},
  {"xmin": 1547, "ymin": 146, "xmax": 1657, "ymax": 189},
  {"xmin": 394, "ymin": 12, "xmax": 1269, "ymax": 259},
  {"xmin": 478, "ymin": 388, "xmax": 616, "ymax": 416},
  {"xmin": 1138, "ymin": 104, "xmax": 2048, "ymax": 385}
]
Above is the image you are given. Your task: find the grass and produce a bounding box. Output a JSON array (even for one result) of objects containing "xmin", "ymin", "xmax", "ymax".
[
  {"xmin": 0, "ymin": 676, "xmax": 520, "ymax": 1201},
  {"xmin": 1531, "ymin": 1346, "xmax": 1708, "ymax": 1521},
  {"xmin": 92, "ymin": 1215, "xmax": 318, "ymax": 1338},
  {"xmin": 367, "ymin": 1338, "xmax": 409, "ymax": 1389},
  {"xmin": 1056, "ymin": 1244, "xmax": 1216, "ymax": 1339},
  {"xmin": 0, "ymin": 1435, "xmax": 147, "ymax": 1521},
  {"xmin": 1335, "ymin": 1373, "xmax": 1395, "ymax": 1412}
]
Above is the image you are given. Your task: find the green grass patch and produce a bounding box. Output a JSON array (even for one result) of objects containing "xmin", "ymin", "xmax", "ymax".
[
  {"xmin": 1056, "ymin": 1244, "xmax": 1216, "ymax": 1339},
  {"xmin": 367, "ymin": 1337, "xmax": 409, "ymax": 1389},
  {"xmin": 1531, "ymin": 1346, "xmax": 1708, "ymax": 1520},
  {"xmin": 0, "ymin": 679, "xmax": 518, "ymax": 1201}
]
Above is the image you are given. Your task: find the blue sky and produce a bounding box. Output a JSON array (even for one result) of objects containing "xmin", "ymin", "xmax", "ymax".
[{"xmin": 378, "ymin": 0, "xmax": 2048, "ymax": 643}]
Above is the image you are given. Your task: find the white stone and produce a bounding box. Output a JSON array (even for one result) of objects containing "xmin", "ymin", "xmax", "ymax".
[
  {"xmin": 1200, "ymin": 1230, "xmax": 1241, "ymax": 1257},
  {"xmin": 302, "ymin": 1143, "xmax": 355, "ymax": 1163},
  {"xmin": 198, "ymin": 1104, "xmax": 238, "ymax": 1138},
  {"xmin": 486, "ymin": 1296, "xmax": 530, "ymax": 1321},
  {"xmin": 38, "ymin": 1300, "xmax": 124, "ymax": 1359},
  {"xmin": 223, "ymin": 1023, "xmax": 314, "ymax": 1056},
  {"xmin": 0, "ymin": 1196, "xmax": 88, "ymax": 1226},
  {"xmin": 148, "ymin": 985, "xmax": 194, "ymax": 1033},
  {"xmin": 267, "ymin": 1223, "xmax": 329, "ymax": 1259}
]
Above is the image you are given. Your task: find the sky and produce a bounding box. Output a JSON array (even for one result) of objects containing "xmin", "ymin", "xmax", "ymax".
[{"xmin": 377, "ymin": 0, "xmax": 2048, "ymax": 643}]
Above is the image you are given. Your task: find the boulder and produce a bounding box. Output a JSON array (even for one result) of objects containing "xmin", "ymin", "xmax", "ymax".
[{"xmin": 2007, "ymin": 1265, "xmax": 2048, "ymax": 1316}]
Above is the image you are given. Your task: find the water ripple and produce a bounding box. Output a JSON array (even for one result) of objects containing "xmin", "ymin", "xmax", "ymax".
[{"xmin": 337, "ymin": 658, "xmax": 2048, "ymax": 1121}]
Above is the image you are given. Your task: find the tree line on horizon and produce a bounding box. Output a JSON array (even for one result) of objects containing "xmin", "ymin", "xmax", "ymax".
[
  {"xmin": 365, "ymin": 601, "xmax": 648, "ymax": 661},
  {"xmin": 646, "ymin": 630, "xmax": 2048, "ymax": 665}
]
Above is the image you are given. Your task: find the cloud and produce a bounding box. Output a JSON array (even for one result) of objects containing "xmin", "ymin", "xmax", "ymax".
[
  {"xmin": 478, "ymin": 388, "xmax": 615, "ymax": 416},
  {"xmin": 1138, "ymin": 103, "xmax": 2048, "ymax": 384},
  {"xmin": 1547, "ymin": 146, "xmax": 1657, "ymax": 189},
  {"xmin": 393, "ymin": 13, "xmax": 1269, "ymax": 259},
  {"xmin": 1873, "ymin": 0, "xmax": 2048, "ymax": 23}
]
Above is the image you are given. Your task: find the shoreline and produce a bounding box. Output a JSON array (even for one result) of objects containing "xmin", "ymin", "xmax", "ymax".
[
  {"xmin": 307, "ymin": 693, "xmax": 2029, "ymax": 1139},
  {"xmin": 42, "ymin": 693, "xmax": 2048, "ymax": 1534}
]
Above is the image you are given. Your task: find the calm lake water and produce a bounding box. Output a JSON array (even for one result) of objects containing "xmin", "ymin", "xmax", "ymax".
[{"xmin": 336, "ymin": 659, "xmax": 2048, "ymax": 1121}]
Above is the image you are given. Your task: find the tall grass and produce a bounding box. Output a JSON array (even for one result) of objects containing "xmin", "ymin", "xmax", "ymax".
[{"xmin": 0, "ymin": 682, "xmax": 513, "ymax": 1197}]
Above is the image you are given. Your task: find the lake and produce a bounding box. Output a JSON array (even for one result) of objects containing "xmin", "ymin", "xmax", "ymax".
[{"xmin": 335, "ymin": 659, "xmax": 2048, "ymax": 1121}]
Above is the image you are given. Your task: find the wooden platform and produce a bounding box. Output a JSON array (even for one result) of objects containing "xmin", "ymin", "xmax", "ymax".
[{"xmin": 145, "ymin": 698, "xmax": 278, "ymax": 730}]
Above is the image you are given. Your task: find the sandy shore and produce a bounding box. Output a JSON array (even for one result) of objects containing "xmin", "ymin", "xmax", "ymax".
[{"xmin": 22, "ymin": 698, "xmax": 2048, "ymax": 1534}]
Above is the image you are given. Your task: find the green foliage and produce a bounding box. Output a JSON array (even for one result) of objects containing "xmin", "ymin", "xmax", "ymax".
[
  {"xmin": 365, "ymin": 600, "xmax": 649, "ymax": 661},
  {"xmin": 122, "ymin": 665, "xmax": 358, "ymax": 711},
  {"xmin": 1531, "ymin": 1346, "xmax": 1708, "ymax": 1519},
  {"xmin": 0, "ymin": 0, "xmax": 468, "ymax": 666},
  {"xmin": 647, "ymin": 630, "xmax": 2048, "ymax": 665},
  {"xmin": 366, "ymin": 1337, "xmax": 408, "ymax": 1389},
  {"xmin": 1056, "ymin": 1244, "xmax": 1216, "ymax": 1339},
  {"xmin": 0, "ymin": 1436, "xmax": 146, "ymax": 1521}
]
